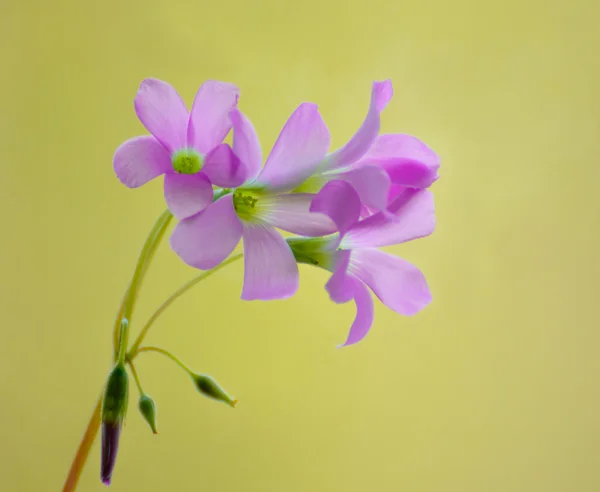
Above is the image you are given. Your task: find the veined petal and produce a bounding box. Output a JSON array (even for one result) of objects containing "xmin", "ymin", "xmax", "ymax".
[
  {"xmin": 358, "ymin": 134, "xmax": 440, "ymax": 188},
  {"xmin": 349, "ymin": 249, "xmax": 431, "ymax": 316},
  {"xmin": 340, "ymin": 278, "xmax": 375, "ymax": 347},
  {"xmin": 230, "ymin": 108, "xmax": 263, "ymax": 182},
  {"xmin": 342, "ymin": 189, "xmax": 435, "ymax": 248},
  {"xmin": 134, "ymin": 79, "xmax": 189, "ymax": 153},
  {"xmin": 325, "ymin": 250, "xmax": 354, "ymax": 303},
  {"xmin": 170, "ymin": 194, "xmax": 243, "ymax": 270},
  {"xmin": 332, "ymin": 163, "xmax": 391, "ymax": 211},
  {"xmin": 164, "ymin": 172, "xmax": 213, "ymax": 220},
  {"xmin": 202, "ymin": 144, "xmax": 247, "ymax": 187},
  {"xmin": 241, "ymin": 225, "xmax": 299, "ymax": 300},
  {"xmin": 187, "ymin": 80, "xmax": 240, "ymax": 153},
  {"xmin": 310, "ymin": 181, "xmax": 361, "ymax": 234},
  {"xmin": 113, "ymin": 136, "xmax": 171, "ymax": 188},
  {"xmin": 324, "ymin": 80, "xmax": 393, "ymax": 171},
  {"xmin": 255, "ymin": 103, "xmax": 330, "ymax": 192},
  {"xmin": 265, "ymin": 193, "xmax": 336, "ymax": 236}
]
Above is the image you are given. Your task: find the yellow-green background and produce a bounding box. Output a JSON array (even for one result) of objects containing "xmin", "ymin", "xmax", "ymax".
[{"xmin": 1, "ymin": 0, "xmax": 598, "ymax": 490}]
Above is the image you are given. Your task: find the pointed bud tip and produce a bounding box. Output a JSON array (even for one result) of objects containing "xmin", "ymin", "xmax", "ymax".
[
  {"xmin": 193, "ymin": 374, "xmax": 236, "ymax": 407},
  {"xmin": 138, "ymin": 394, "xmax": 158, "ymax": 434},
  {"xmin": 230, "ymin": 399, "xmax": 238, "ymax": 408}
]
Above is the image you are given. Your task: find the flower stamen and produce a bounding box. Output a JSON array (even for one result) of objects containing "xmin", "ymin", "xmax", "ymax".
[
  {"xmin": 232, "ymin": 189, "xmax": 263, "ymax": 222},
  {"xmin": 171, "ymin": 148, "xmax": 203, "ymax": 174}
]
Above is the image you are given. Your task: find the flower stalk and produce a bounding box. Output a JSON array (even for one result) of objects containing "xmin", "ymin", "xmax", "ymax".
[
  {"xmin": 112, "ymin": 209, "xmax": 173, "ymax": 360},
  {"xmin": 63, "ymin": 220, "xmax": 243, "ymax": 491}
]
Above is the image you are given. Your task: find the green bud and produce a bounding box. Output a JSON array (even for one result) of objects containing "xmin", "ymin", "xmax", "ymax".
[
  {"xmin": 100, "ymin": 362, "xmax": 129, "ymax": 486},
  {"xmin": 102, "ymin": 363, "xmax": 129, "ymax": 424},
  {"xmin": 138, "ymin": 394, "xmax": 158, "ymax": 434},
  {"xmin": 192, "ymin": 374, "xmax": 237, "ymax": 408}
]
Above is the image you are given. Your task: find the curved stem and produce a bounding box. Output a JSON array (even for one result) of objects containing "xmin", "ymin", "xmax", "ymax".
[
  {"xmin": 116, "ymin": 320, "xmax": 129, "ymax": 365},
  {"xmin": 62, "ymin": 395, "xmax": 102, "ymax": 492},
  {"xmin": 112, "ymin": 209, "xmax": 173, "ymax": 358},
  {"xmin": 134, "ymin": 346, "xmax": 194, "ymax": 375},
  {"xmin": 64, "ymin": 215, "xmax": 238, "ymax": 492},
  {"xmin": 128, "ymin": 253, "xmax": 243, "ymax": 357},
  {"xmin": 64, "ymin": 210, "xmax": 172, "ymax": 492},
  {"xmin": 128, "ymin": 360, "xmax": 144, "ymax": 396}
]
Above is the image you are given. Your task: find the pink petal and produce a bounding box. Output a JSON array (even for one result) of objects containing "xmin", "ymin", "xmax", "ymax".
[
  {"xmin": 241, "ymin": 225, "xmax": 299, "ymax": 300},
  {"xmin": 325, "ymin": 250, "xmax": 354, "ymax": 303},
  {"xmin": 387, "ymin": 184, "xmax": 405, "ymax": 205},
  {"xmin": 342, "ymin": 189, "xmax": 435, "ymax": 248},
  {"xmin": 255, "ymin": 103, "xmax": 330, "ymax": 192},
  {"xmin": 325, "ymin": 80, "xmax": 393, "ymax": 171},
  {"xmin": 163, "ymin": 172, "xmax": 213, "ymax": 220},
  {"xmin": 359, "ymin": 134, "xmax": 440, "ymax": 188},
  {"xmin": 333, "ymin": 163, "xmax": 391, "ymax": 211},
  {"xmin": 170, "ymin": 194, "xmax": 243, "ymax": 270},
  {"xmin": 340, "ymin": 279, "xmax": 374, "ymax": 347},
  {"xmin": 266, "ymin": 193, "xmax": 337, "ymax": 236},
  {"xmin": 349, "ymin": 249, "xmax": 431, "ymax": 316},
  {"xmin": 134, "ymin": 79, "xmax": 189, "ymax": 153},
  {"xmin": 202, "ymin": 144, "xmax": 247, "ymax": 188},
  {"xmin": 310, "ymin": 181, "xmax": 361, "ymax": 234},
  {"xmin": 113, "ymin": 136, "xmax": 171, "ymax": 188},
  {"xmin": 230, "ymin": 108, "xmax": 263, "ymax": 182},
  {"xmin": 187, "ymin": 81, "xmax": 240, "ymax": 154}
]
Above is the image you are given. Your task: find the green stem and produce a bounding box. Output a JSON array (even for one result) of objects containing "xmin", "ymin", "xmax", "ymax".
[
  {"xmin": 127, "ymin": 253, "xmax": 243, "ymax": 357},
  {"xmin": 135, "ymin": 346, "xmax": 195, "ymax": 376},
  {"xmin": 112, "ymin": 209, "xmax": 173, "ymax": 359},
  {"xmin": 116, "ymin": 319, "xmax": 129, "ymax": 365},
  {"xmin": 128, "ymin": 360, "xmax": 144, "ymax": 396}
]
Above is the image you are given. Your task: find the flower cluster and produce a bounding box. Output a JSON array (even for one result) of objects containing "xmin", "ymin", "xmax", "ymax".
[{"xmin": 114, "ymin": 78, "xmax": 439, "ymax": 346}]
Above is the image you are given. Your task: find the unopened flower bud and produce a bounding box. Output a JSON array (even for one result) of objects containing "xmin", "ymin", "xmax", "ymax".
[
  {"xmin": 101, "ymin": 363, "xmax": 129, "ymax": 486},
  {"xmin": 192, "ymin": 374, "xmax": 237, "ymax": 407},
  {"xmin": 138, "ymin": 394, "xmax": 158, "ymax": 434}
]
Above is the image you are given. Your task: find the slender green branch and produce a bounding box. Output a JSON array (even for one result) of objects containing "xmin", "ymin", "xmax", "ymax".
[
  {"xmin": 134, "ymin": 346, "xmax": 194, "ymax": 376},
  {"xmin": 116, "ymin": 319, "xmax": 129, "ymax": 365},
  {"xmin": 112, "ymin": 209, "xmax": 173, "ymax": 358},
  {"xmin": 127, "ymin": 253, "xmax": 243, "ymax": 357},
  {"xmin": 127, "ymin": 359, "xmax": 144, "ymax": 396}
]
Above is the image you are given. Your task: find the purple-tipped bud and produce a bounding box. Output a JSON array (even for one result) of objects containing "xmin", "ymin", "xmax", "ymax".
[
  {"xmin": 101, "ymin": 421, "xmax": 122, "ymax": 486},
  {"xmin": 100, "ymin": 363, "xmax": 129, "ymax": 486}
]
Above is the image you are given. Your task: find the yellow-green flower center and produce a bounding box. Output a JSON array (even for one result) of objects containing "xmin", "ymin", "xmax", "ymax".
[
  {"xmin": 232, "ymin": 189, "xmax": 263, "ymax": 222},
  {"xmin": 172, "ymin": 148, "xmax": 203, "ymax": 174}
]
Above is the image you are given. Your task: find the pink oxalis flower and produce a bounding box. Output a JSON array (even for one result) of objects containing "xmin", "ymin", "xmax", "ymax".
[
  {"xmin": 171, "ymin": 103, "xmax": 337, "ymax": 300},
  {"xmin": 295, "ymin": 80, "xmax": 440, "ymax": 214},
  {"xmin": 287, "ymin": 180, "xmax": 435, "ymax": 346},
  {"xmin": 113, "ymin": 78, "xmax": 244, "ymax": 219}
]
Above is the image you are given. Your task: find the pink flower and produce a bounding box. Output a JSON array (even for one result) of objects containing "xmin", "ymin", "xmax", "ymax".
[
  {"xmin": 287, "ymin": 180, "xmax": 436, "ymax": 346},
  {"xmin": 170, "ymin": 104, "xmax": 337, "ymax": 301},
  {"xmin": 295, "ymin": 80, "xmax": 440, "ymax": 213},
  {"xmin": 113, "ymin": 79, "xmax": 244, "ymax": 219}
]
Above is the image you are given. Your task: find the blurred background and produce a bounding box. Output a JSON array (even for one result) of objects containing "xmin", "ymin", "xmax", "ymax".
[{"xmin": 1, "ymin": 0, "xmax": 598, "ymax": 491}]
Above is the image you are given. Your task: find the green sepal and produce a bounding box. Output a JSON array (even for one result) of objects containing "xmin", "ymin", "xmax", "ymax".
[{"xmin": 102, "ymin": 363, "xmax": 129, "ymax": 424}]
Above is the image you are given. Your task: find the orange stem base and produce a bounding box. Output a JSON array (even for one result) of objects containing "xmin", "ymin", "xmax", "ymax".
[{"xmin": 62, "ymin": 395, "xmax": 102, "ymax": 492}]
